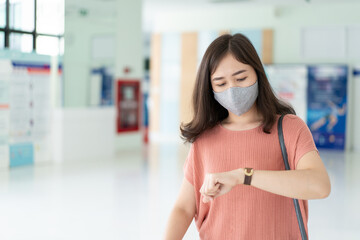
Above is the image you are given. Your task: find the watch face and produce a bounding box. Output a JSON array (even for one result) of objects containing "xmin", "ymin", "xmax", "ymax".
[{"xmin": 245, "ymin": 168, "xmax": 253, "ymax": 176}]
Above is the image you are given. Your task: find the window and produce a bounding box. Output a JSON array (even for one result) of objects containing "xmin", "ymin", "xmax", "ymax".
[
  {"xmin": 59, "ymin": 36, "xmax": 64, "ymax": 55},
  {"xmin": 0, "ymin": 0, "xmax": 5, "ymax": 28},
  {"xmin": 10, "ymin": 33, "xmax": 32, "ymax": 52},
  {"xmin": 0, "ymin": 31, "xmax": 4, "ymax": 49},
  {"xmin": 0, "ymin": 0, "xmax": 64, "ymax": 55},
  {"xmin": 9, "ymin": 0, "xmax": 34, "ymax": 32},
  {"xmin": 36, "ymin": 35, "xmax": 60, "ymax": 56},
  {"xmin": 37, "ymin": 0, "xmax": 64, "ymax": 35}
]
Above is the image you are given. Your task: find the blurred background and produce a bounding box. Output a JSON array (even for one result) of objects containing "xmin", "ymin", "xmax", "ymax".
[{"xmin": 0, "ymin": 0, "xmax": 359, "ymax": 239}]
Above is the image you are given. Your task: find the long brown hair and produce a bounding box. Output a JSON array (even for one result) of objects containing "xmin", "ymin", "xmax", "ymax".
[{"xmin": 180, "ymin": 33, "xmax": 295, "ymax": 143}]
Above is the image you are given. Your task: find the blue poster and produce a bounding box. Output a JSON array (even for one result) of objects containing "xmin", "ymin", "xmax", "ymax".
[
  {"xmin": 143, "ymin": 72, "xmax": 149, "ymax": 128},
  {"xmin": 10, "ymin": 143, "xmax": 34, "ymax": 167},
  {"xmin": 307, "ymin": 65, "xmax": 348, "ymax": 150},
  {"xmin": 101, "ymin": 70, "xmax": 114, "ymax": 106},
  {"xmin": 91, "ymin": 67, "xmax": 114, "ymax": 106}
]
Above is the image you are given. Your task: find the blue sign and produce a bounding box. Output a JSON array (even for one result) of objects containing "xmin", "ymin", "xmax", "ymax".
[
  {"xmin": 307, "ymin": 65, "xmax": 348, "ymax": 150},
  {"xmin": 91, "ymin": 67, "xmax": 114, "ymax": 106},
  {"xmin": 10, "ymin": 143, "xmax": 34, "ymax": 167}
]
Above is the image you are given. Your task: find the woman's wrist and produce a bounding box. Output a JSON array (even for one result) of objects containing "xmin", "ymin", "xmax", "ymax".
[{"xmin": 235, "ymin": 168, "xmax": 245, "ymax": 185}]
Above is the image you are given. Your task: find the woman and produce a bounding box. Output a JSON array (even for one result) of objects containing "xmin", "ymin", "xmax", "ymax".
[{"xmin": 164, "ymin": 33, "xmax": 331, "ymax": 240}]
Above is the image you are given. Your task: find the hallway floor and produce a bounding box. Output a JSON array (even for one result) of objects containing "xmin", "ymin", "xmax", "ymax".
[{"xmin": 0, "ymin": 144, "xmax": 359, "ymax": 239}]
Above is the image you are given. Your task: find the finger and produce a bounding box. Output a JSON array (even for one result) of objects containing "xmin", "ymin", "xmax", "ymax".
[
  {"xmin": 206, "ymin": 175, "xmax": 217, "ymax": 193},
  {"xmin": 215, "ymin": 185, "xmax": 231, "ymax": 198},
  {"xmin": 204, "ymin": 175, "xmax": 210, "ymax": 195},
  {"xmin": 201, "ymin": 186, "xmax": 214, "ymax": 199},
  {"xmin": 202, "ymin": 188, "xmax": 217, "ymax": 199},
  {"xmin": 208, "ymin": 187, "xmax": 222, "ymax": 200},
  {"xmin": 210, "ymin": 176, "xmax": 219, "ymax": 191},
  {"xmin": 205, "ymin": 174, "xmax": 218, "ymax": 194},
  {"xmin": 200, "ymin": 180, "xmax": 206, "ymax": 194},
  {"xmin": 213, "ymin": 182, "xmax": 221, "ymax": 191},
  {"xmin": 207, "ymin": 183, "xmax": 221, "ymax": 195},
  {"xmin": 205, "ymin": 187, "xmax": 220, "ymax": 196}
]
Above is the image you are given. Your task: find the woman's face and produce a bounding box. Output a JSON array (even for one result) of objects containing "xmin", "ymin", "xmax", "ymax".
[{"xmin": 210, "ymin": 53, "xmax": 258, "ymax": 93}]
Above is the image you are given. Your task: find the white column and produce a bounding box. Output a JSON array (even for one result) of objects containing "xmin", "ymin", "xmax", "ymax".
[{"xmin": 114, "ymin": 0, "xmax": 144, "ymax": 152}]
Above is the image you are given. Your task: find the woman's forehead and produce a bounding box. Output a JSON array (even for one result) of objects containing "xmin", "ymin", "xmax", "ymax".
[{"xmin": 212, "ymin": 55, "xmax": 250, "ymax": 76}]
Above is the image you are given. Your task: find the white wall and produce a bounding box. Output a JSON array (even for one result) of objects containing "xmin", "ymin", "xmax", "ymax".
[
  {"xmin": 53, "ymin": 108, "xmax": 116, "ymax": 162},
  {"xmin": 114, "ymin": 0, "xmax": 144, "ymax": 152},
  {"xmin": 64, "ymin": 0, "xmax": 117, "ymax": 107},
  {"xmin": 62, "ymin": 0, "xmax": 144, "ymax": 160}
]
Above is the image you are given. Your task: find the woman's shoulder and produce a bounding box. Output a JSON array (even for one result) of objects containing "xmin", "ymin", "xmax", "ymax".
[
  {"xmin": 282, "ymin": 114, "xmax": 307, "ymax": 124},
  {"xmin": 192, "ymin": 124, "xmax": 222, "ymax": 145},
  {"xmin": 281, "ymin": 114, "xmax": 309, "ymax": 132}
]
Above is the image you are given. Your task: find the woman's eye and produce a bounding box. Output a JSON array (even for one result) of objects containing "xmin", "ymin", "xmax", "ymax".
[
  {"xmin": 217, "ymin": 83, "xmax": 225, "ymax": 87},
  {"xmin": 237, "ymin": 77, "xmax": 247, "ymax": 81}
]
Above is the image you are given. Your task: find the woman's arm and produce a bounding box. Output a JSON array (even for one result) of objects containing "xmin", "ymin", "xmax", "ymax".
[
  {"xmin": 236, "ymin": 150, "xmax": 331, "ymax": 200},
  {"xmin": 200, "ymin": 150, "xmax": 331, "ymax": 202},
  {"xmin": 164, "ymin": 207, "xmax": 193, "ymax": 240},
  {"xmin": 163, "ymin": 178, "xmax": 196, "ymax": 240}
]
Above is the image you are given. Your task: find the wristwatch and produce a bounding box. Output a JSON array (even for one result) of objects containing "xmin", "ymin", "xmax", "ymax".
[{"xmin": 243, "ymin": 168, "xmax": 254, "ymax": 185}]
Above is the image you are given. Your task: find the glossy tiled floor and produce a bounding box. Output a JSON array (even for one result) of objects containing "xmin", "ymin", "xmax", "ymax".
[{"xmin": 0, "ymin": 144, "xmax": 359, "ymax": 240}]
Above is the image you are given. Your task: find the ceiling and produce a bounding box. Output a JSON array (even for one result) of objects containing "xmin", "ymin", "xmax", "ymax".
[
  {"xmin": 77, "ymin": 0, "xmax": 359, "ymax": 3},
  {"xmin": 141, "ymin": 0, "xmax": 359, "ymax": 14},
  {"xmin": 68, "ymin": 0, "xmax": 360, "ymax": 9},
  {"xmin": 66, "ymin": 0, "xmax": 358, "ymax": 21},
  {"xmin": 142, "ymin": 0, "xmax": 358, "ymax": 4}
]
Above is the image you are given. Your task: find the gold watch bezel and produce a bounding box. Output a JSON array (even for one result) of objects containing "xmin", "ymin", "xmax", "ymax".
[{"xmin": 244, "ymin": 168, "xmax": 254, "ymax": 176}]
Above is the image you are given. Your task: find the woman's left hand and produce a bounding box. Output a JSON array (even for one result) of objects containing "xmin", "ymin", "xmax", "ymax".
[{"xmin": 199, "ymin": 168, "xmax": 243, "ymax": 203}]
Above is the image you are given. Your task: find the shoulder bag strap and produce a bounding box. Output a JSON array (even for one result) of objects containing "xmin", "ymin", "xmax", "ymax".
[{"xmin": 278, "ymin": 114, "xmax": 308, "ymax": 240}]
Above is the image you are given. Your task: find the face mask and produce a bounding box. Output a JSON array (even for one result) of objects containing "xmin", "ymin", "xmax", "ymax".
[{"xmin": 213, "ymin": 81, "xmax": 258, "ymax": 116}]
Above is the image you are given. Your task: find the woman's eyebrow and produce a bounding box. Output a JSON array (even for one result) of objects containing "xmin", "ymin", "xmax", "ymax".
[
  {"xmin": 232, "ymin": 70, "xmax": 247, "ymax": 76},
  {"xmin": 212, "ymin": 70, "xmax": 247, "ymax": 81}
]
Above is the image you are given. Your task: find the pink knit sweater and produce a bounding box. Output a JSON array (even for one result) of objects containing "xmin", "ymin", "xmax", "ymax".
[{"xmin": 183, "ymin": 114, "xmax": 318, "ymax": 239}]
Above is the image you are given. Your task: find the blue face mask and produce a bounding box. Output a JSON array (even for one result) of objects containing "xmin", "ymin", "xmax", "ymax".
[{"xmin": 213, "ymin": 81, "xmax": 258, "ymax": 116}]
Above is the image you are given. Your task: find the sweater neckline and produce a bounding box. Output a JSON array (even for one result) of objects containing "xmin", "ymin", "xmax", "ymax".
[{"xmin": 218, "ymin": 122, "xmax": 263, "ymax": 132}]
